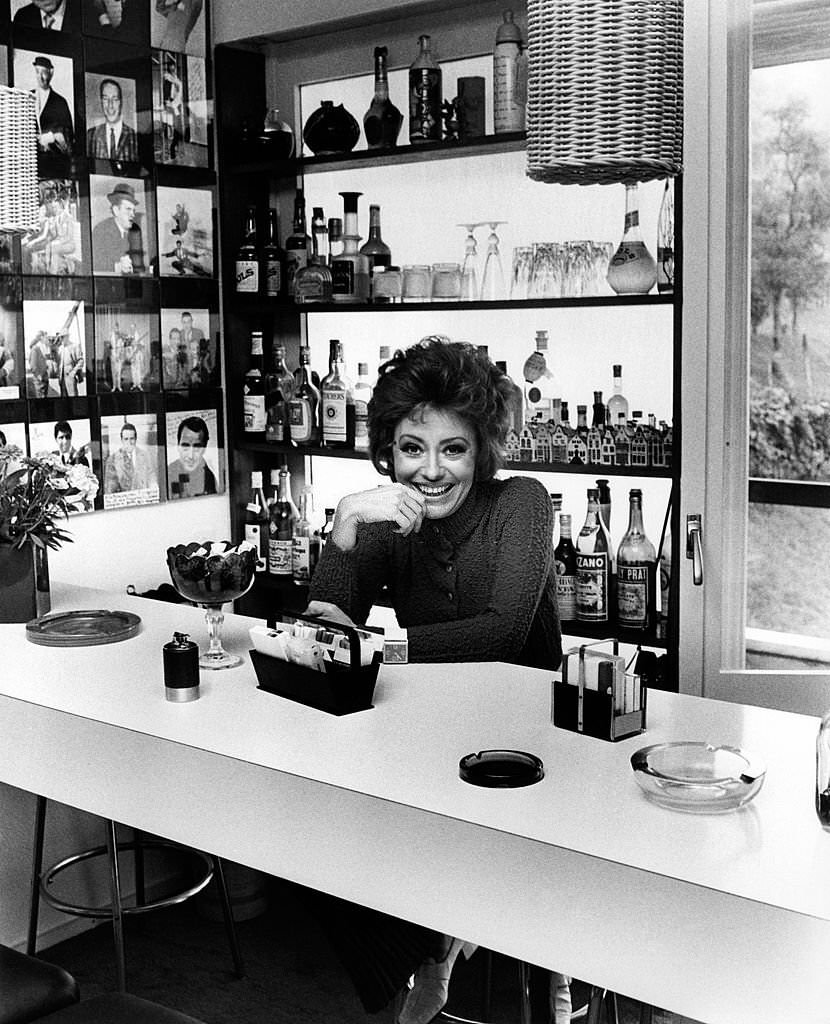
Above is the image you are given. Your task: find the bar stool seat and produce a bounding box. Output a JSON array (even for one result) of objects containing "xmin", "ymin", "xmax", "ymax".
[
  {"xmin": 27, "ymin": 796, "xmax": 244, "ymax": 993},
  {"xmin": 0, "ymin": 945, "xmax": 79, "ymax": 1024},
  {"xmin": 39, "ymin": 993, "xmax": 208, "ymax": 1024}
]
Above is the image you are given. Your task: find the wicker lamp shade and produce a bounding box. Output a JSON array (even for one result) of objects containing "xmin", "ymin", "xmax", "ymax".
[
  {"xmin": 0, "ymin": 86, "xmax": 39, "ymax": 232},
  {"xmin": 526, "ymin": 0, "xmax": 683, "ymax": 186}
]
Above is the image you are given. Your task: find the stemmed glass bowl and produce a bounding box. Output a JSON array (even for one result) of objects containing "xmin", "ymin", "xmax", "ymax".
[{"xmin": 166, "ymin": 541, "xmax": 257, "ymax": 669}]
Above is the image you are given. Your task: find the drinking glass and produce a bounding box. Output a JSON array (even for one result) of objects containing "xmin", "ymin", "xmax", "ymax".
[
  {"xmin": 431, "ymin": 262, "xmax": 462, "ymax": 301},
  {"xmin": 480, "ymin": 221, "xmax": 507, "ymax": 301},
  {"xmin": 511, "ymin": 246, "xmax": 534, "ymax": 300},
  {"xmin": 458, "ymin": 222, "xmax": 483, "ymax": 301},
  {"xmin": 529, "ymin": 242, "xmax": 564, "ymax": 299},
  {"xmin": 402, "ymin": 264, "xmax": 432, "ymax": 302}
]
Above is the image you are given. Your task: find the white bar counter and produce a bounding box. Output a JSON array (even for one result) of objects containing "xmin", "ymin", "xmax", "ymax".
[{"xmin": 2, "ymin": 585, "xmax": 829, "ymax": 1024}]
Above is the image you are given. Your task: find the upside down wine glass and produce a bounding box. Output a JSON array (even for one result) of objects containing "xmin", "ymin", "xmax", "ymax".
[
  {"xmin": 480, "ymin": 221, "xmax": 507, "ymax": 301},
  {"xmin": 166, "ymin": 541, "xmax": 258, "ymax": 669},
  {"xmin": 458, "ymin": 222, "xmax": 484, "ymax": 301}
]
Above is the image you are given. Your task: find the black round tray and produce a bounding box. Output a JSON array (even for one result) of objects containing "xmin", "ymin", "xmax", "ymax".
[{"xmin": 459, "ymin": 749, "xmax": 544, "ymax": 788}]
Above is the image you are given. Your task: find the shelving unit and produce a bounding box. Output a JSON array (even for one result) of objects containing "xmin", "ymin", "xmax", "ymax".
[{"xmin": 214, "ymin": 27, "xmax": 682, "ymax": 666}]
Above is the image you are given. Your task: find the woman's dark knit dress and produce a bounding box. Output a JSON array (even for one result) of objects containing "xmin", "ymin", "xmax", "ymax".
[{"xmin": 304, "ymin": 475, "xmax": 562, "ymax": 1012}]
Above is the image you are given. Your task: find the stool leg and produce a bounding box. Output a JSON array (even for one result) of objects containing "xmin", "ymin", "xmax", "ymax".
[
  {"xmin": 105, "ymin": 820, "xmax": 127, "ymax": 993},
  {"xmin": 605, "ymin": 990, "xmax": 620, "ymax": 1024},
  {"xmin": 586, "ymin": 987, "xmax": 604, "ymax": 1024},
  {"xmin": 133, "ymin": 828, "xmax": 146, "ymax": 907},
  {"xmin": 481, "ymin": 949, "xmax": 492, "ymax": 1022},
  {"xmin": 639, "ymin": 1005, "xmax": 654, "ymax": 1024},
  {"xmin": 518, "ymin": 961, "xmax": 532, "ymax": 1024},
  {"xmin": 27, "ymin": 795, "xmax": 47, "ymax": 955},
  {"xmin": 213, "ymin": 856, "xmax": 245, "ymax": 977}
]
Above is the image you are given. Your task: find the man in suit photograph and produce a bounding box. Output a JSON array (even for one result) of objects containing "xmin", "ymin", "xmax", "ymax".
[
  {"xmin": 31, "ymin": 55, "xmax": 74, "ymax": 178},
  {"xmin": 12, "ymin": 0, "xmax": 79, "ymax": 31},
  {"xmin": 91, "ymin": 181, "xmax": 145, "ymax": 275},
  {"xmin": 86, "ymin": 78, "xmax": 139, "ymax": 163}
]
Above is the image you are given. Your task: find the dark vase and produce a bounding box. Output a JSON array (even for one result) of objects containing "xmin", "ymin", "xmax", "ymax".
[
  {"xmin": 257, "ymin": 108, "xmax": 296, "ymax": 160},
  {"xmin": 0, "ymin": 543, "xmax": 50, "ymax": 623},
  {"xmin": 302, "ymin": 101, "xmax": 361, "ymax": 156}
]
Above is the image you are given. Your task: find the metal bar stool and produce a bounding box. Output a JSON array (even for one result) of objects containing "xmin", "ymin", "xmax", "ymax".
[{"xmin": 26, "ymin": 796, "xmax": 244, "ymax": 993}]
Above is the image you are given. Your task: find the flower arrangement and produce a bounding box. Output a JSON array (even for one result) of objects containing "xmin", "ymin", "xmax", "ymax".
[{"xmin": 0, "ymin": 445, "xmax": 74, "ymax": 551}]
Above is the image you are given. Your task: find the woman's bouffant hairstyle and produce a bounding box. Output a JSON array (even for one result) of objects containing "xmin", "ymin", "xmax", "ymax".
[{"xmin": 368, "ymin": 336, "xmax": 515, "ymax": 481}]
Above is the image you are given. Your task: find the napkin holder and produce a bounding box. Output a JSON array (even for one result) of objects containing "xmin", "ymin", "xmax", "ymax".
[
  {"xmin": 552, "ymin": 639, "xmax": 646, "ymax": 742},
  {"xmin": 251, "ymin": 613, "xmax": 380, "ymax": 716}
]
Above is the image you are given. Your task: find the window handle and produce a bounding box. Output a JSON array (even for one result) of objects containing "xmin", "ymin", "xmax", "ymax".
[{"xmin": 686, "ymin": 514, "xmax": 703, "ymax": 586}]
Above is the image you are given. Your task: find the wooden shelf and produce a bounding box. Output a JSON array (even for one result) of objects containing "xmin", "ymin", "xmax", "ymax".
[{"xmin": 221, "ymin": 293, "xmax": 675, "ymax": 314}]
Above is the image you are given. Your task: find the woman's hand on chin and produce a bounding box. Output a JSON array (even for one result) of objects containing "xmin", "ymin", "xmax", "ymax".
[
  {"xmin": 331, "ymin": 485, "xmax": 426, "ymax": 550},
  {"xmin": 303, "ymin": 601, "xmax": 356, "ymax": 627}
]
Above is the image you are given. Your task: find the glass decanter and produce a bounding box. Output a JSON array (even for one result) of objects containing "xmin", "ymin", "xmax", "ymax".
[{"xmin": 606, "ymin": 183, "xmax": 658, "ymax": 295}]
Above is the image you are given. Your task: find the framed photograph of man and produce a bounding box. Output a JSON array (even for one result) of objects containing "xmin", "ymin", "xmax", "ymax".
[
  {"xmin": 99, "ymin": 404, "xmax": 162, "ymax": 509},
  {"xmin": 9, "ymin": 0, "xmax": 82, "ymax": 34},
  {"xmin": 0, "ymin": 276, "xmax": 23, "ymax": 401},
  {"xmin": 159, "ymin": 305, "xmax": 216, "ymax": 390},
  {"xmin": 0, "ymin": 409, "xmax": 28, "ymax": 458},
  {"xmin": 28, "ymin": 400, "xmax": 100, "ymax": 512},
  {"xmin": 84, "ymin": 72, "xmax": 141, "ymax": 167},
  {"xmin": 20, "ymin": 179, "xmax": 89, "ymax": 276},
  {"xmin": 81, "ymin": 0, "xmax": 149, "ymax": 47},
  {"xmin": 156, "ymin": 184, "xmax": 212, "ymax": 278},
  {"xmin": 164, "ymin": 397, "xmax": 223, "ymax": 500},
  {"xmin": 12, "ymin": 47, "xmax": 78, "ymax": 180},
  {"xmin": 89, "ymin": 172, "xmax": 155, "ymax": 276},
  {"xmin": 152, "ymin": 50, "xmax": 210, "ymax": 168},
  {"xmin": 150, "ymin": 0, "xmax": 205, "ymax": 58},
  {"xmin": 22, "ymin": 276, "xmax": 93, "ymax": 399}
]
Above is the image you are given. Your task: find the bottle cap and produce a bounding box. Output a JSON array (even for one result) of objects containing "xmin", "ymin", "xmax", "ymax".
[{"xmin": 496, "ymin": 10, "xmax": 522, "ymax": 44}]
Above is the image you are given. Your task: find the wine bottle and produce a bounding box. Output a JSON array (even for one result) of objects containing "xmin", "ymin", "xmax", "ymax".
[
  {"xmin": 267, "ymin": 461, "xmax": 294, "ymax": 577},
  {"xmin": 576, "ymin": 488, "xmax": 613, "ymax": 624},
  {"xmin": 554, "ymin": 512, "xmax": 577, "ymax": 621},
  {"xmin": 265, "ymin": 341, "xmax": 294, "ymax": 444},
  {"xmin": 288, "ymin": 345, "xmax": 321, "ymax": 446},
  {"xmin": 262, "ymin": 207, "xmax": 284, "ymax": 298},
  {"xmin": 409, "ymin": 34, "xmax": 442, "ymax": 143},
  {"xmin": 359, "ymin": 204, "xmax": 392, "ymax": 290},
  {"xmin": 284, "ymin": 189, "xmax": 311, "ymax": 299},
  {"xmin": 657, "ymin": 178, "xmax": 675, "ymax": 294},
  {"xmin": 244, "ymin": 470, "xmax": 269, "ymax": 572},
  {"xmin": 235, "ymin": 206, "xmax": 259, "ymax": 293},
  {"xmin": 606, "ymin": 183, "xmax": 658, "ymax": 295},
  {"xmin": 616, "ymin": 488, "xmax": 657, "ymax": 631},
  {"xmin": 364, "ymin": 45, "xmax": 403, "ymax": 149},
  {"xmin": 595, "ymin": 478, "xmax": 612, "ymax": 533},
  {"xmin": 242, "ymin": 330, "xmax": 266, "ymax": 439}
]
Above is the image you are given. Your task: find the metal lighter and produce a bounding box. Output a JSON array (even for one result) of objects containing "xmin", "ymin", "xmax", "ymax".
[{"xmin": 163, "ymin": 631, "xmax": 200, "ymax": 702}]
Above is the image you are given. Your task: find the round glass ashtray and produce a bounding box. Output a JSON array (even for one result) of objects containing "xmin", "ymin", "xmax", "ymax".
[
  {"xmin": 630, "ymin": 741, "xmax": 766, "ymax": 813},
  {"xmin": 459, "ymin": 749, "xmax": 544, "ymax": 789}
]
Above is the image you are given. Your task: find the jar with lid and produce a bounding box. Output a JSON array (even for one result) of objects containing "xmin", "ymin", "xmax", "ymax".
[{"xmin": 372, "ymin": 265, "xmax": 402, "ymax": 303}]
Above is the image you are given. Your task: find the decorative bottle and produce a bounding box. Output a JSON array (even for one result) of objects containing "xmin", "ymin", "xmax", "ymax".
[
  {"xmin": 364, "ymin": 45, "xmax": 403, "ymax": 148},
  {"xmin": 816, "ymin": 712, "xmax": 830, "ymax": 830},
  {"xmin": 295, "ymin": 207, "xmax": 333, "ymax": 303},
  {"xmin": 616, "ymin": 488, "xmax": 657, "ymax": 632},
  {"xmin": 288, "ymin": 345, "xmax": 321, "ymax": 446},
  {"xmin": 331, "ymin": 192, "xmax": 370, "ymax": 302},
  {"xmin": 657, "ymin": 178, "xmax": 675, "ymax": 293},
  {"xmin": 606, "ymin": 364, "xmax": 629, "ymax": 427},
  {"xmin": 244, "ymin": 470, "xmax": 269, "ymax": 573},
  {"xmin": 235, "ymin": 206, "xmax": 259, "ymax": 293},
  {"xmin": 242, "ymin": 330, "xmax": 266, "ymax": 439},
  {"xmin": 409, "ymin": 34, "xmax": 442, "ymax": 143},
  {"xmin": 554, "ymin": 512, "xmax": 577, "ymax": 621},
  {"xmin": 265, "ymin": 342, "xmax": 295, "ymax": 444},
  {"xmin": 284, "ymin": 189, "xmax": 311, "ymax": 299},
  {"xmin": 522, "ymin": 330, "xmax": 557, "ymax": 424},
  {"xmin": 493, "ymin": 10, "xmax": 524, "ymax": 133},
  {"xmin": 576, "ymin": 488, "xmax": 613, "ymax": 624},
  {"xmin": 606, "ymin": 183, "xmax": 658, "ymax": 295},
  {"xmin": 262, "ymin": 207, "xmax": 284, "ymax": 298}
]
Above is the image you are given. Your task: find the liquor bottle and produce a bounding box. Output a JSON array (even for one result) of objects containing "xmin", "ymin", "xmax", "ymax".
[
  {"xmin": 656, "ymin": 178, "xmax": 675, "ymax": 294},
  {"xmin": 235, "ymin": 206, "xmax": 259, "ymax": 294},
  {"xmin": 658, "ymin": 503, "xmax": 672, "ymax": 638},
  {"xmin": 550, "ymin": 492, "xmax": 563, "ymax": 550},
  {"xmin": 295, "ymin": 207, "xmax": 333, "ymax": 303},
  {"xmin": 495, "ymin": 360, "xmax": 524, "ymax": 435},
  {"xmin": 816, "ymin": 711, "xmax": 830, "ymax": 830},
  {"xmin": 331, "ymin": 192, "xmax": 370, "ymax": 303},
  {"xmin": 364, "ymin": 45, "xmax": 403, "ymax": 148},
  {"xmin": 523, "ymin": 330, "xmax": 557, "ymax": 423},
  {"xmin": 554, "ymin": 512, "xmax": 577, "ymax": 621},
  {"xmin": 267, "ymin": 461, "xmax": 294, "ymax": 577},
  {"xmin": 284, "ymin": 189, "xmax": 311, "ymax": 299},
  {"xmin": 493, "ymin": 9, "xmax": 524, "ymax": 133},
  {"xmin": 265, "ymin": 341, "xmax": 295, "ymax": 444},
  {"xmin": 592, "ymin": 391, "xmax": 606, "ymax": 429},
  {"xmin": 595, "ymin": 478, "xmax": 612, "ymax": 533},
  {"xmin": 616, "ymin": 488, "xmax": 657, "ymax": 631},
  {"xmin": 606, "ymin": 364, "xmax": 629, "ymax": 428},
  {"xmin": 292, "ymin": 485, "xmax": 314, "ymax": 585},
  {"xmin": 320, "ymin": 507, "xmax": 336, "ymax": 547},
  {"xmin": 606, "ymin": 183, "xmax": 658, "ymax": 295},
  {"xmin": 378, "ymin": 345, "xmax": 391, "ymax": 372},
  {"xmin": 576, "ymin": 488, "xmax": 613, "ymax": 624},
  {"xmin": 288, "ymin": 345, "xmax": 321, "ymax": 446},
  {"xmin": 328, "ymin": 217, "xmax": 343, "ymax": 264},
  {"xmin": 242, "ymin": 330, "xmax": 266, "ymax": 439},
  {"xmin": 353, "ymin": 361, "xmax": 373, "ymax": 450},
  {"xmin": 409, "ymin": 34, "xmax": 442, "ymax": 143},
  {"xmin": 560, "ymin": 401, "xmax": 572, "ymax": 436},
  {"xmin": 321, "ymin": 339, "xmax": 351, "ymax": 448},
  {"xmin": 359, "ymin": 204, "xmax": 392, "ymax": 293},
  {"xmin": 244, "ymin": 470, "xmax": 269, "ymax": 572},
  {"xmin": 262, "ymin": 207, "xmax": 284, "ymax": 298}
]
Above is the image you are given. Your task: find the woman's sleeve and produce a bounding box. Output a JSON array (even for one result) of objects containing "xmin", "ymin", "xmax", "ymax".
[
  {"xmin": 408, "ymin": 478, "xmax": 558, "ymax": 664},
  {"xmin": 307, "ymin": 523, "xmax": 392, "ymax": 625}
]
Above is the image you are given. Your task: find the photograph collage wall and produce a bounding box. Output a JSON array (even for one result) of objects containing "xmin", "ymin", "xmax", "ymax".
[{"xmin": 0, "ymin": 0, "xmax": 224, "ymax": 514}]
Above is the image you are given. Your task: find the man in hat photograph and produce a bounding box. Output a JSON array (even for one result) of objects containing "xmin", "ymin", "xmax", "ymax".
[
  {"xmin": 86, "ymin": 77, "xmax": 139, "ymax": 163},
  {"xmin": 12, "ymin": 0, "xmax": 80, "ymax": 31},
  {"xmin": 30, "ymin": 55, "xmax": 74, "ymax": 178},
  {"xmin": 91, "ymin": 181, "xmax": 146, "ymax": 274}
]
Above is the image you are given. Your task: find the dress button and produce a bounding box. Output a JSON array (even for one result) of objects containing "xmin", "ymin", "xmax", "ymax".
[
  {"xmin": 446, "ymin": 564, "xmax": 453, "ymax": 572},
  {"xmin": 447, "ymin": 592, "xmax": 454, "ymax": 601}
]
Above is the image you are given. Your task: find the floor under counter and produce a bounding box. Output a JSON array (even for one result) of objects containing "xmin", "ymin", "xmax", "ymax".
[{"xmin": 36, "ymin": 874, "xmax": 694, "ymax": 1024}]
